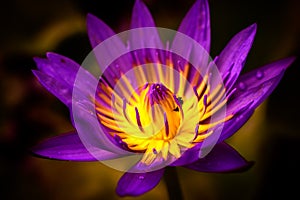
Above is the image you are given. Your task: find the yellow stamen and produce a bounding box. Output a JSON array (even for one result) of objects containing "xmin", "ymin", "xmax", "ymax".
[{"xmin": 95, "ymin": 59, "xmax": 234, "ymax": 166}]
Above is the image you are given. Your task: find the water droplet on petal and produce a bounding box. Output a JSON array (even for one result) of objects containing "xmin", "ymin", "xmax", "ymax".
[
  {"xmin": 238, "ymin": 82, "xmax": 246, "ymax": 90},
  {"xmin": 138, "ymin": 176, "xmax": 144, "ymax": 180},
  {"xmin": 256, "ymin": 70, "xmax": 264, "ymax": 80}
]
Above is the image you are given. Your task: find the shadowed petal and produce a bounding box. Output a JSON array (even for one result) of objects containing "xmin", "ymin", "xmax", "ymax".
[
  {"xmin": 177, "ymin": 0, "xmax": 210, "ymax": 51},
  {"xmin": 184, "ymin": 142, "xmax": 253, "ymax": 172},
  {"xmin": 116, "ymin": 168, "xmax": 165, "ymax": 197},
  {"xmin": 215, "ymin": 24, "xmax": 257, "ymax": 90},
  {"xmin": 31, "ymin": 132, "xmax": 121, "ymax": 161}
]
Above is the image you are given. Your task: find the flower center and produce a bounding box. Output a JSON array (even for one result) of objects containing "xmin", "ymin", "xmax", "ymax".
[{"xmin": 95, "ymin": 59, "xmax": 233, "ymax": 165}]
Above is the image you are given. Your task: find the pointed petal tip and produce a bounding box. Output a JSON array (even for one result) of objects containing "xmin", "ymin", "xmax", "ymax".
[
  {"xmin": 86, "ymin": 13, "xmax": 98, "ymax": 22},
  {"xmin": 45, "ymin": 51, "xmax": 58, "ymax": 58},
  {"xmin": 30, "ymin": 145, "xmax": 63, "ymax": 161},
  {"xmin": 208, "ymin": 160, "xmax": 255, "ymax": 173},
  {"xmin": 234, "ymin": 160, "xmax": 255, "ymax": 173},
  {"xmin": 184, "ymin": 142, "xmax": 254, "ymax": 173},
  {"xmin": 31, "ymin": 69, "xmax": 39, "ymax": 77},
  {"xmin": 245, "ymin": 23, "xmax": 257, "ymax": 35},
  {"xmin": 31, "ymin": 69, "xmax": 43, "ymax": 78},
  {"xmin": 281, "ymin": 56, "xmax": 297, "ymax": 69},
  {"xmin": 175, "ymin": 0, "xmax": 211, "ymax": 51},
  {"xmin": 32, "ymin": 57, "xmax": 44, "ymax": 66},
  {"xmin": 86, "ymin": 13, "xmax": 106, "ymax": 30},
  {"xmin": 33, "ymin": 55, "xmax": 42, "ymax": 61},
  {"xmin": 45, "ymin": 51, "xmax": 53, "ymax": 58},
  {"xmin": 131, "ymin": 0, "xmax": 156, "ymax": 29},
  {"xmin": 134, "ymin": 0, "xmax": 143, "ymax": 6},
  {"xmin": 250, "ymin": 23, "xmax": 257, "ymax": 29},
  {"xmin": 133, "ymin": 0, "xmax": 143, "ymax": 12}
]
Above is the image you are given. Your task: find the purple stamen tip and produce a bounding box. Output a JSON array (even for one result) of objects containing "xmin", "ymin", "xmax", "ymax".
[
  {"xmin": 153, "ymin": 148, "xmax": 158, "ymax": 154},
  {"xmin": 203, "ymin": 94, "xmax": 208, "ymax": 107},
  {"xmin": 194, "ymin": 124, "xmax": 199, "ymax": 140},
  {"xmin": 164, "ymin": 112, "xmax": 169, "ymax": 137},
  {"xmin": 135, "ymin": 107, "xmax": 143, "ymax": 130},
  {"xmin": 149, "ymin": 83, "xmax": 167, "ymax": 104}
]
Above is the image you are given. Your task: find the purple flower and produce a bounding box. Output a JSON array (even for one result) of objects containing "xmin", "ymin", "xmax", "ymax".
[{"xmin": 32, "ymin": 0, "xmax": 295, "ymax": 197}]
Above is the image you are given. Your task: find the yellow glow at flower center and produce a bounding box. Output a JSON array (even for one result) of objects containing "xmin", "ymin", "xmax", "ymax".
[{"xmin": 95, "ymin": 63, "xmax": 233, "ymax": 165}]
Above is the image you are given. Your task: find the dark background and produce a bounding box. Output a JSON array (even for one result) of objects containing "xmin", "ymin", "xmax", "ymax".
[{"xmin": 0, "ymin": 0, "xmax": 299, "ymax": 199}]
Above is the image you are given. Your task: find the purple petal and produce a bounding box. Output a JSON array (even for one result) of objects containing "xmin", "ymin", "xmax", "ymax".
[
  {"xmin": 177, "ymin": 0, "xmax": 211, "ymax": 52},
  {"xmin": 86, "ymin": 14, "xmax": 134, "ymax": 79},
  {"xmin": 32, "ymin": 70, "xmax": 73, "ymax": 106},
  {"xmin": 215, "ymin": 24, "xmax": 257, "ymax": 90},
  {"xmin": 31, "ymin": 132, "xmax": 121, "ymax": 161},
  {"xmin": 170, "ymin": 143, "xmax": 202, "ymax": 166},
  {"xmin": 171, "ymin": 0, "xmax": 211, "ymax": 74},
  {"xmin": 33, "ymin": 53, "xmax": 98, "ymax": 108},
  {"xmin": 184, "ymin": 142, "xmax": 253, "ymax": 173},
  {"xmin": 235, "ymin": 57, "xmax": 295, "ymax": 90},
  {"xmin": 71, "ymin": 101, "xmax": 132, "ymax": 155},
  {"xmin": 129, "ymin": 0, "xmax": 163, "ymax": 59},
  {"xmin": 233, "ymin": 57, "xmax": 295, "ymax": 109},
  {"xmin": 131, "ymin": 0, "xmax": 156, "ymax": 29},
  {"xmin": 218, "ymin": 108, "xmax": 254, "ymax": 142},
  {"xmin": 86, "ymin": 13, "xmax": 116, "ymax": 48},
  {"xmin": 116, "ymin": 168, "xmax": 165, "ymax": 197},
  {"xmin": 219, "ymin": 57, "xmax": 295, "ymax": 141},
  {"xmin": 34, "ymin": 52, "xmax": 80, "ymax": 86}
]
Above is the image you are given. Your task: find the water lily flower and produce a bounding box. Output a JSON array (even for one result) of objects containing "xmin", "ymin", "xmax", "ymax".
[{"xmin": 31, "ymin": 0, "xmax": 295, "ymax": 197}]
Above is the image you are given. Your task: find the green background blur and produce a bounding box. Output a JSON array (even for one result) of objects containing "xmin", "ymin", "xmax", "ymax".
[{"xmin": 0, "ymin": 0, "xmax": 299, "ymax": 199}]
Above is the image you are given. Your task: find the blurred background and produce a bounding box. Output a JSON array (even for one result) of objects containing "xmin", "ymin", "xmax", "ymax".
[{"xmin": 0, "ymin": 0, "xmax": 299, "ymax": 199}]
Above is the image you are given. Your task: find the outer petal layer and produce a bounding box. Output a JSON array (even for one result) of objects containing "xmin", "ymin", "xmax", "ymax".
[
  {"xmin": 31, "ymin": 132, "xmax": 121, "ymax": 161},
  {"xmin": 87, "ymin": 14, "xmax": 116, "ymax": 48},
  {"xmin": 32, "ymin": 70, "xmax": 73, "ymax": 106},
  {"xmin": 116, "ymin": 168, "xmax": 165, "ymax": 197},
  {"xmin": 184, "ymin": 142, "xmax": 253, "ymax": 173},
  {"xmin": 34, "ymin": 52, "xmax": 80, "ymax": 86},
  {"xmin": 177, "ymin": 0, "xmax": 210, "ymax": 51},
  {"xmin": 33, "ymin": 53, "xmax": 97, "ymax": 108},
  {"xmin": 235, "ymin": 57, "xmax": 295, "ymax": 94},
  {"xmin": 131, "ymin": 0, "xmax": 156, "ymax": 29},
  {"xmin": 219, "ymin": 57, "xmax": 295, "ymax": 141},
  {"xmin": 215, "ymin": 24, "xmax": 257, "ymax": 90},
  {"xmin": 130, "ymin": 0, "xmax": 163, "ymax": 59}
]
